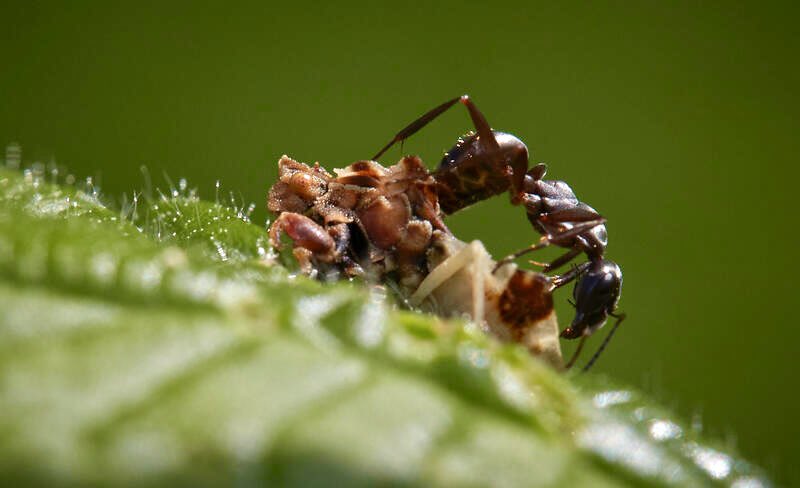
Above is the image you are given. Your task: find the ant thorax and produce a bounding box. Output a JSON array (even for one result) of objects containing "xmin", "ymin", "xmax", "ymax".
[{"xmin": 267, "ymin": 155, "xmax": 563, "ymax": 368}]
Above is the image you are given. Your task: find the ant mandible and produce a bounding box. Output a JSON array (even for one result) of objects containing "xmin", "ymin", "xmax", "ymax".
[{"xmin": 373, "ymin": 95, "xmax": 625, "ymax": 370}]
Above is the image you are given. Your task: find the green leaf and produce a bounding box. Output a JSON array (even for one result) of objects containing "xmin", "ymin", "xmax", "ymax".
[{"xmin": 0, "ymin": 168, "xmax": 769, "ymax": 486}]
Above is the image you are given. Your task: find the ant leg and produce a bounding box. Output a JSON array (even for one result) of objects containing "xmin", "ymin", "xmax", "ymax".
[
  {"xmin": 540, "ymin": 205, "xmax": 604, "ymax": 225},
  {"xmin": 493, "ymin": 219, "xmax": 606, "ymax": 272},
  {"xmin": 458, "ymin": 96, "xmax": 531, "ymax": 199},
  {"xmin": 493, "ymin": 235, "xmax": 552, "ymax": 273},
  {"xmin": 373, "ymin": 95, "xmax": 501, "ymax": 160},
  {"xmin": 530, "ymin": 248, "xmax": 582, "ymax": 273},
  {"xmin": 373, "ymin": 95, "xmax": 531, "ymax": 205},
  {"xmin": 373, "ymin": 95, "xmax": 530, "ymax": 202},
  {"xmin": 581, "ymin": 312, "xmax": 626, "ymax": 372},
  {"xmin": 409, "ymin": 240, "xmax": 487, "ymax": 323},
  {"xmin": 564, "ymin": 335, "xmax": 587, "ymax": 369},
  {"xmin": 550, "ymin": 261, "xmax": 592, "ymax": 289},
  {"xmin": 373, "ymin": 97, "xmax": 461, "ymax": 160},
  {"xmin": 548, "ymin": 219, "xmax": 606, "ymax": 247}
]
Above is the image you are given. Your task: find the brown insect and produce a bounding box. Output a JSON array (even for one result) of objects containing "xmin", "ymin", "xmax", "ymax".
[
  {"xmin": 268, "ymin": 95, "xmax": 624, "ymax": 370},
  {"xmin": 267, "ymin": 155, "xmax": 566, "ymax": 367},
  {"xmin": 267, "ymin": 155, "xmax": 445, "ymax": 285}
]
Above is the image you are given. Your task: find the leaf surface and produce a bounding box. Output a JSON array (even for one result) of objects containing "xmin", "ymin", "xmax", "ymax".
[{"xmin": 0, "ymin": 168, "xmax": 768, "ymax": 487}]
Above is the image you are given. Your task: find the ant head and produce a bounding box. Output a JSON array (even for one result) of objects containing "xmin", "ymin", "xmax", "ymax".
[{"xmin": 560, "ymin": 260, "xmax": 622, "ymax": 339}]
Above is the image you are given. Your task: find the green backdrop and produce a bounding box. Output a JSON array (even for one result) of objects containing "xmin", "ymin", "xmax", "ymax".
[{"xmin": 2, "ymin": 1, "xmax": 797, "ymax": 485}]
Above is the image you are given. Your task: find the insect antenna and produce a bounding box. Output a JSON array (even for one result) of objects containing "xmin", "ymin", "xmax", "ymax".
[{"xmin": 581, "ymin": 312, "xmax": 627, "ymax": 372}]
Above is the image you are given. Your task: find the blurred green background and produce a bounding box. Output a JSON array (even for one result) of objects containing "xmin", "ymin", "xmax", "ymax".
[{"xmin": 1, "ymin": 1, "xmax": 797, "ymax": 485}]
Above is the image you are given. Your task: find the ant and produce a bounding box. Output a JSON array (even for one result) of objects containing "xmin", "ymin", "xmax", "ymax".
[{"xmin": 372, "ymin": 95, "xmax": 625, "ymax": 370}]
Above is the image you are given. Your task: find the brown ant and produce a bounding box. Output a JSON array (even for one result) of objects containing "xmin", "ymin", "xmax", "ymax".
[{"xmin": 372, "ymin": 95, "xmax": 624, "ymax": 370}]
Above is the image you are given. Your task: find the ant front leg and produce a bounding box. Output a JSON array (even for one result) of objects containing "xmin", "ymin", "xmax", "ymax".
[
  {"xmin": 549, "ymin": 261, "xmax": 592, "ymax": 290},
  {"xmin": 529, "ymin": 248, "xmax": 582, "ymax": 273}
]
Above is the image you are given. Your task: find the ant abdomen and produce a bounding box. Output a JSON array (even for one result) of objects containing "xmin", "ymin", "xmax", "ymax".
[{"xmin": 435, "ymin": 131, "xmax": 529, "ymax": 214}]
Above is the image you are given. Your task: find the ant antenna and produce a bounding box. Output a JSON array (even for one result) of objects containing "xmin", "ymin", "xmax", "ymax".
[{"xmin": 581, "ymin": 312, "xmax": 626, "ymax": 372}]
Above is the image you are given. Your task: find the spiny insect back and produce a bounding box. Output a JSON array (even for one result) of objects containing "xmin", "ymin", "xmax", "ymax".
[{"xmin": 267, "ymin": 154, "xmax": 445, "ymax": 286}]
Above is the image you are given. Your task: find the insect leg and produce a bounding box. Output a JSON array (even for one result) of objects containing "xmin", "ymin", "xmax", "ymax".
[
  {"xmin": 581, "ymin": 312, "xmax": 626, "ymax": 372},
  {"xmin": 373, "ymin": 97, "xmax": 461, "ymax": 160},
  {"xmin": 493, "ymin": 219, "xmax": 606, "ymax": 272},
  {"xmin": 564, "ymin": 335, "xmax": 587, "ymax": 369},
  {"xmin": 540, "ymin": 205, "xmax": 604, "ymax": 224},
  {"xmin": 373, "ymin": 95, "xmax": 501, "ymax": 160},
  {"xmin": 529, "ymin": 248, "xmax": 582, "ymax": 273},
  {"xmin": 550, "ymin": 261, "xmax": 592, "ymax": 289}
]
